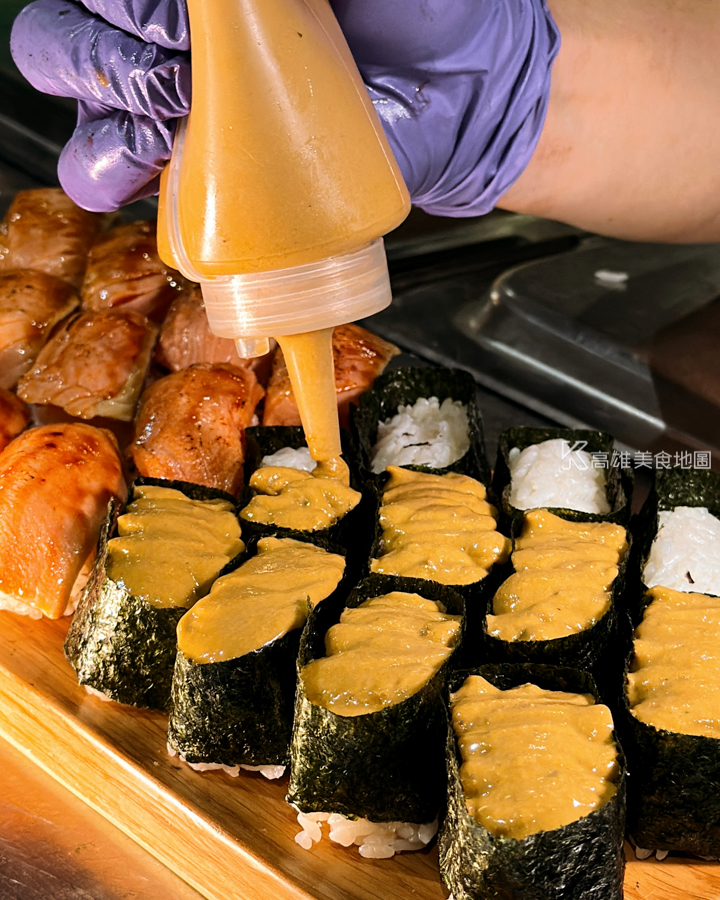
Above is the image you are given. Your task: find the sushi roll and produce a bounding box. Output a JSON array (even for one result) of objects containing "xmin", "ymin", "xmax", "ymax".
[
  {"xmin": 621, "ymin": 465, "xmax": 720, "ymax": 855},
  {"xmin": 440, "ymin": 664, "xmax": 626, "ymax": 900},
  {"xmin": 483, "ymin": 510, "xmax": 629, "ymax": 696},
  {"xmin": 288, "ymin": 573, "xmax": 464, "ymax": 857},
  {"xmin": 352, "ymin": 366, "xmax": 491, "ymax": 485},
  {"xmin": 65, "ymin": 479, "xmax": 245, "ymax": 711},
  {"xmin": 0, "ymin": 423, "xmax": 126, "ymax": 619},
  {"xmin": 167, "ymin": 536, "xmax": 347, "ymax": 778},
  {"xmin": 493, "ymin": 427, "xmax": 633, "ymax": 532},
  {"xmin": 240, "ymin": 426, "xmax": 367, "ymax": 562}
]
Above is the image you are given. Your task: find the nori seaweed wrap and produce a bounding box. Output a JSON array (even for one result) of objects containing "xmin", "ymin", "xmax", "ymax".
[
  {"xmin": 482, "ymin": 512, "xmax": 631, "ymax": 703},
  {"xmin": 439, "ymin": 663, "xmax": 626, "ymax": 900},
  {"xmin": 239, "ymin": 426, "xmax": 372, "ymax": 571},
  {"xmin": 167, "ymin": 535, "xmax": 351, "ymax": 769},
  {"xmin": 351, "ymin": 365, "xmax": 492, "ymax": 487},
  {"xmin": 492, "ymin": 427, "xmax": 633, "ymax": 533},
  {"xmin": 64, "ymin": 478, "xmax": 245, "ymax": 712},
  {"xmin": 620, "ymin": 466, "xmax": 720, "ymax": 854},
  {"xmin": 287, "ymin": 573, "xmax": 465, "ymax": 825}
]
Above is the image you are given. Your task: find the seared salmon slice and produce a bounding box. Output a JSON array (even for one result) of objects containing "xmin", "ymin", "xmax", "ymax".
[
  {"xmin": 17, "ymin": 309, "xmax": 156, "ymax": 421},
  {"xmin": 130, "ymin": 364, "xmax": 265, "ymax": 495},
  {"xmin": 0, "ymin": 388, "xmax": 29, "ymax": 451},
  {"xmin": 263, "ymin": 324, "xmax": 399, "ymax": 429},
  {"xmin": 156, "ymin": 284, "xmax": 274, "ymax": 384},
  {"xmin": 0, "ymin": 423, "xmax": 126, "ymax": 618},
  {"xmin": 82, "ymin": 221, "xmax": 183, "ymax": 321},
  {"xmin": 0, "ymin": 188, "xmax": 102, "ymax": 288},
  {"xmin": 0, "ymin": 269, "xmax": 79, "ymax": 389}
]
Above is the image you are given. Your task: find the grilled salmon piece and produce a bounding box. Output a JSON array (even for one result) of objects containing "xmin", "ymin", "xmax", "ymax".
[
  {"xmin": 0, "ymin": 423, "xmax": 127, "ymax": 618},
  {"xmin": 0, "ymin": 389, "xmax": 29, "ymax": 451},
  {"xmin": 0, "ymin": 269, "xmax": 79, "ymax": 389},
  {"xmin": 0, "ymin": 188, "xmax": 102, "ymax": 288},
  {"xmin": 130, "ymin": 364, "xmax": 265, "ymax": 495},
  {"xmin": 82, "ymin": 221, "xmax": 183, "ymax": 321},
  {"xmin": 263, "ymin": 324, "xmax": 399, "ymax": 429},
  {"xmin": 156, "ymin": 283, "xmax": 274, "ymax": 383},
  {"xmin": 17, "ymin": 309, "xmax": 156, "ymax": 421}
]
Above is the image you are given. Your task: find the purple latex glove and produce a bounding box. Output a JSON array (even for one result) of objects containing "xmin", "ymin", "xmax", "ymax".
[{"xmin": 11, "ymin": 0, "xmax": 559, "ymax": 216}]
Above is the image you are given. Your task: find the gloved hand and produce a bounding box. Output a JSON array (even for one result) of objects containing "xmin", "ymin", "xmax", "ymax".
[{"xmin": 11, "ymin": 0, "xmax": 559, "ymax": 216}]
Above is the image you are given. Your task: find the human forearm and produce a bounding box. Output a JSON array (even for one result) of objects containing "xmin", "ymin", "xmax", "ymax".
[{"xmin": 499, "ymin": 0, "xmax": 720, "ymax": 242}]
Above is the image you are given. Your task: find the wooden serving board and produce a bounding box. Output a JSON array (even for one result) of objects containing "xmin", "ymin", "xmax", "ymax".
[{"xmin": 0, "ymin": 613, "xmax": 717, "ymax": 900}]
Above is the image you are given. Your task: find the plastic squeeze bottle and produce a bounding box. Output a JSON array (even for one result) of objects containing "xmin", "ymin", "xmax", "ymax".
[{"xmin": 157, "ymin": 0, "xmax": 410, "ymax": 465}]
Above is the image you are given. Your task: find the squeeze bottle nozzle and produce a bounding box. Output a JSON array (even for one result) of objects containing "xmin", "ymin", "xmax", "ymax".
[{"xmin": 157, "ymin": 0, "xmax": 411, "ymax": 360}]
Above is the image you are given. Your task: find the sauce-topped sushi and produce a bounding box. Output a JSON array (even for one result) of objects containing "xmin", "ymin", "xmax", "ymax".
[
  {"xmin": 370, "ymin": 467, "xmax": 510, "ymax": 586},
  {"xmin": 290, "ymin": 581, "xmax": 464, "ymax": 858},
  {"xmin": 486, "ymin": 510, "xmax": 627, "ymax": 642},
  {"xmin": 65, "ymin": 483, "xmax": 243, "ymax": 711},
  {"xmin": 440, "ymin": 669, "xmax": 625, "ymax": 900},
  {"xmin": 169, "ymin": 538, "xmax": 346, "ymax": 777}
]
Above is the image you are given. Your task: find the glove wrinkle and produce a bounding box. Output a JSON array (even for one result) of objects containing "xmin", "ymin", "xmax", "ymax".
[
  {"xmin": 78, "ymin": 0, "xmax": 190, "ymax": 51},
  {"xmin": 58, "ymin": 101, "xmax": 178, "ymax": 212},
  {"xmin": 12, "ymin": 0, "xmax": 191, "ymax": 119}
]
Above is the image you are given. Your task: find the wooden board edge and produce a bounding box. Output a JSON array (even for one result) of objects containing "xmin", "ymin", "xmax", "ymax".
[{"xmin": 0, "ymin": 662, "xmax": 317, "ymax": 900}]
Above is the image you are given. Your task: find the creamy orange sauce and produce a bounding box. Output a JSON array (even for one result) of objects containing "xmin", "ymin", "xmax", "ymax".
[
  {"xmin": 177, "ymin": 537, "xmax": 345, "ymax": 664},
  {"xmin": 451, "ymin": 676, "xmax": 619, "ymax": 840},
  {"xmin": 370, "ymin": 467, "xmax": 510, "ymax": 585},
  {"xmin": 627, "ymin": 586, "xmax": 720, "ymax": 738},
  {"xmin": 301, "ymin": 592, "xmax": 461, "ymax": 716},
  {"xmin": 240, "ymin": 457, "xmax": 360, "ymax": 532},
  {"xmin": 486, "ymin": 510, "xmax": 627, "ymax": 642},
  {"xmin": 106, "ymin": 485, "xmax": 243, "ymax": 609}
]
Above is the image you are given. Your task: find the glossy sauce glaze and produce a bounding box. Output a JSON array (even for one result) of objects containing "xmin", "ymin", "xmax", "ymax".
[
  {"xmin": 451, "ymin": 676, "xmax": 619, "ymax": 840},
  {"xmin": 82, "ymin": 221, "xmax": 183, "ymax": 321},
  {"xmin": 487, "ymin": 510, "xmax": 627, "ymax": 642},
  {"xmin": 241, "ymin": 457, "xmax": 360, "ymax": 532},
  {"xmin": 370, "ymin": 467, "xmax": 510, "ymax": 585},
  {"xmin": 0, "ymin": 269, "xmax": 78, "ymax": 389},
  {"xmin": 177, "ymin": 538, "xmax": 345, "ymax": 664},
  {"xmin": 0, "ymin": 188, "xmax": 102, "ymax": 288},
  {"xmin": 17, "ymin": 309, "xmax": 156, "ymax": 421},
  {"xmin": 627, "ymin": 585, "xmax": 720, "ymax": 738},
  {"xmin": 130, "ymin": 363, "xmax": 264, "ymax": 495},
  {"xmin": 0, "ymin": 423, "xmax": 126, "ymax": 618},
  {"xmin": 106, "ymin": 485, "xmax": 243, "ymax": 609},
  {"xmin": 301, "ymin": 592, "xmax": 461, "ymax": 716},
  {"xmin": 0, "ymin": 388, "xmax": 30, "ymax": 451}
]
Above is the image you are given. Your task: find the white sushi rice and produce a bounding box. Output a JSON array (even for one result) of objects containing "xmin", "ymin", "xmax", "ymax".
[
  {"xmin": 84, "ymin": 685, "xmax": 114, "ymax": 702},
  {"xmin": 261, "ymin": 446, "xmax": 315, "ymax": 472},
  {"xmin": 166, "ymin": 744, "xmax": 285, "ymax": 780},
  {"xmin": 294, "ymin": 810, "xmax": 438, "ymax": 858},
  {"xmin": 508, "ymin": 439, "xmax": 610, "ymax": 515},
  {"xmin": 371, "ymin": 397, "xmax": 470, "ymax": 474},
  {"xmin": 643, "ymin": 506, "xmax": 720, "ymax": 595}
]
